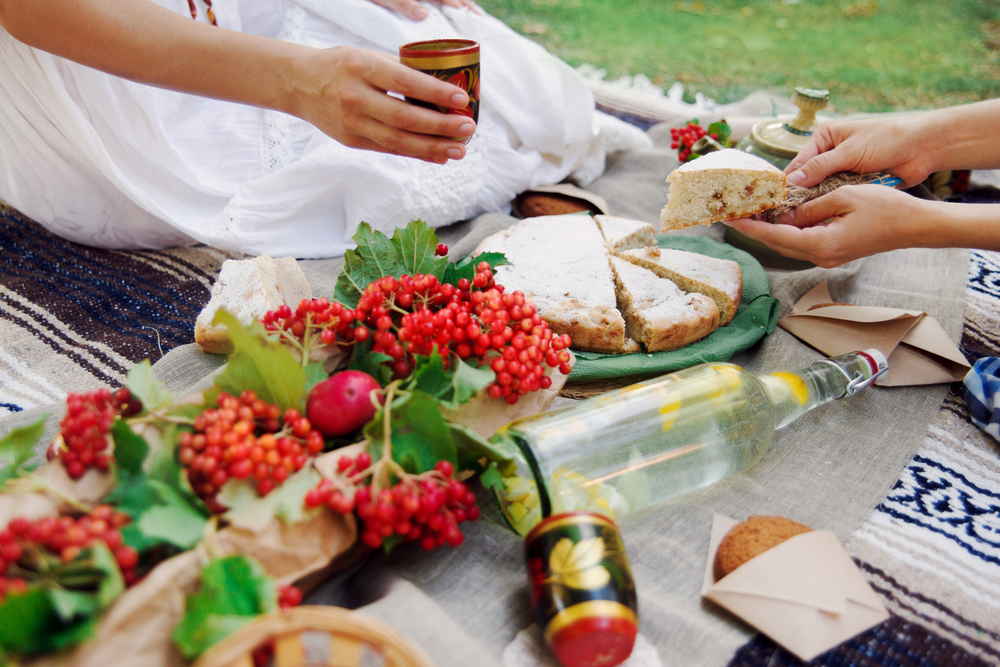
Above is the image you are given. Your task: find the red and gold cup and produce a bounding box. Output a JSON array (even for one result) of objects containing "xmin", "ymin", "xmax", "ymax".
[
  {"xmin": 398, "ymin": 39, "xmax": 480, "ymax": 143},
  {"xmin": 524, "ymin": 512, "xmax": 639, "ymax": 667}
]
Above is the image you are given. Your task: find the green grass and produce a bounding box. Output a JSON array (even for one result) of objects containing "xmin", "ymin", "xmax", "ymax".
[{"xmin": 476, "ymin": 0, "xmax": 1000, "ymax": 114}]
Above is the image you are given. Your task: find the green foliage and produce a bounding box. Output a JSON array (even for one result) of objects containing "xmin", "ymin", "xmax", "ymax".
[
  {"xmin": 172, "ymin": 555, "xmax": 278, "ymax": 660},
  {"xmin": 212, "ymin": 310, "xmax": 307, "ymax": 412},
  {"xmin": 110, "ymin": 420, "xmax": 149, "ymax": 476},
  {"xmin": 441, "ymin": 252, "xmax": 509, "ymax": 287},
  {"xmin": 126, "ymin": 360, "xmax": 173, "ymax": 413},
  {"xmin": 364, "ymin": 390, "xmax": 458, "ymax": 475},
  {"xmin": 218, "ymin": 467, "xmax": 322, "ymax": 532},
  {"xmin": 334, "ymin": 220, "xmax": 448, "ymax": 308},
  {"xmin": 0, "ymin": 417, "xmax": 46, "ymax": 485}
]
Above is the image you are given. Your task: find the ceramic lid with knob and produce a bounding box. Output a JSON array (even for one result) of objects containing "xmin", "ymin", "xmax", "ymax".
[{"xmin": 738, "ymin": 87, "xmax": 830, "ymax": 169}]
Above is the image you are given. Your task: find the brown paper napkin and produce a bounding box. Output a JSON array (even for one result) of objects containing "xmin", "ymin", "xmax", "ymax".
[
  {"xmin": 701, "ymin": 514, "xmax": 889, "ymax": 662},
  {"xmin": 778, "ymin": 281, "xmax": 971, "ymax": 386}
]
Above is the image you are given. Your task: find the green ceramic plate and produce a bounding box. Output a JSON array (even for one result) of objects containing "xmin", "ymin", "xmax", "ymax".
[{"xmin": 568, "ymin": 235, "xmax": 780, "ymax": 382}]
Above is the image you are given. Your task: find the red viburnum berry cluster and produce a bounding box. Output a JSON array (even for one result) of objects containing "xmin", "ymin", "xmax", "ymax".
[
  {"xmin": 671, "ymin": 120, "xmax": 715, "ymax": 162},
  {"xmin": 353, "ymin": 263, "xmax": 572, "ymax": 403},
  {"xmin": 0, "ymin": 506, "xmax": 141, "ymax": 596},
  {"xmin": 305, "ymin": 456, "xmax": 479, "ymax": 551},
  {"xmin": 178, "ymin": 390, "xmax": 325, "ymax": 512},
  {"xmin": 58, "ymin": 388, "xmax": 143, "ymax": 479},
  {"xmin": 262, "ymin": 298, "xmax": 362, "ymax": 351}
]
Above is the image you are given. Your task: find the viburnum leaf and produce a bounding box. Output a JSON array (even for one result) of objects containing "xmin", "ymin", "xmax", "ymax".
[
  {"xmin": 446, "ymin": 357, "xmax": 495, "ymax": 408},
  {"xmin": 303, "ymin": 362, "xmax": 327, "ymax": 395},
  {"xmin": 172, "ymin": 555, "xmax": 277, "ymax": 660},
  {"xmin": 0, "ymin": 588, "xmax": 65, "ymax": 655},
  {"xmin": 0, "ymin": 417, "xmax": 47, "ymax": 485},
  {"xmin": 706, "ymin": 120, "xmax": 732, "ymax": 146},
  {"xmin": 404, "ymin": 353, "xmax": 451, "ymax": 399},
  {"xmin": 110, "ymin": 420, "xmax": 149, "ymax": 476},
  {"xmin": 478, "ymin": 461, "xmax": 505, "ymax": 490},
  {"xmin": 46, "ymin": 589, "xmax": 95, "ymax": 624},
  {"xmin": 447, "ymin": 422, "xmax": 514, "ymax": 473},
  {"xmin": 109, "ymin": 473, "xmax": 208, "ymax": 552},
  {"xmin": 390, "ymin": 219, "xmax": 448, "ymax": 280},
  {"xmin": 364, "ymin": 390, "xmax": 457, "ymax": 474},
  {"xmin": 441, "ymin": 252, "xmax": 509, "ymax": 286},
  {"xmin": 348, "ymin": 340, "xmax": 392, "ymax": 386},
  {"xmin": 212, "ymin": 309, "xmax": 307, "ymax": 412},
  {"xmin": 126, "ymin": 359, "xmax": 173, "ymax": 412},
  {"xmin": 333, "ymin": 222, "xmax": 399, "ymax": 308},
  {"xmin": 90, "ymin": 542, "xmax": 126, "ymax": 610},
  {"xmin": 219, "ymin": 466, "xmax": 322, "ymax": 532}
]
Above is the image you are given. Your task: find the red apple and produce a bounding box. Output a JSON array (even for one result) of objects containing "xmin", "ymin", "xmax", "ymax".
[{"xmin": 306, "ymin": 370, "xmax": 383, "ymax": 438}]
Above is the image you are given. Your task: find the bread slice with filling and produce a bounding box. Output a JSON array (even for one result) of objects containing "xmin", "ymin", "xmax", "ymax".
[
  {"xmin": 610, "ymin": 257, "xmax": 720, "ymax": 352},
  {"xmin": 618, "ymin": 246, "xmax": 742, "ymax": 326},
  {"xmin": 195, "ymin": 254, "xmax": 311, "ymax": 354},
  {"xmin": 594, "ymin": 214, "xmax": 657, "ymax": 253},
  {"xmin": 660, "ymin": 148, "xmax": 787, "ymax": 231},
  {"xmin": 474, "ymin": 215, "xmax": 639, "ymax": 354}
]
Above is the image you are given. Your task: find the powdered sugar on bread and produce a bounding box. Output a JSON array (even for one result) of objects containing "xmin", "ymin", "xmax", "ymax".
[{"xmin": 594, "ymin": 215, "xmax": 657, "ymax": 252}]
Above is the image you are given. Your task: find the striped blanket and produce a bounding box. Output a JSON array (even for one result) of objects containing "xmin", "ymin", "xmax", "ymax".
[{"xmin": 2, "ymin": 135, "xmax": 1000, "ymax": 665}]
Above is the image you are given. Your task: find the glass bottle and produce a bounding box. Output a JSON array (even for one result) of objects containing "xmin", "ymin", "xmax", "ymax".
[{"xmin": 492, "ymin": 350, "xmax": 888, "ymax": 536}]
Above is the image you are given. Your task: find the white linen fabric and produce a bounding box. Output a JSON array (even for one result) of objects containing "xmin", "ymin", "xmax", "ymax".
[{"xmin": 0, "ymin": 0, "xmax": 605, "ymax": 257}]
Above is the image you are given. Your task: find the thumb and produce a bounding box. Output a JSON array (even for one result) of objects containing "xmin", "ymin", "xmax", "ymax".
[{"xmin": 786, "ymin": 147, "xmax": 859, "ymax": 189}]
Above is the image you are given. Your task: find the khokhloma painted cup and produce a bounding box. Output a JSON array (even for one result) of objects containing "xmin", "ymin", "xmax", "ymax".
[
  {"xmin": 524, "ymin": 512, "xmax": 638, "ymax": 667},
  {"xmin": 398, "ymin": 39, "xmax": 479, "ymax": 143}
]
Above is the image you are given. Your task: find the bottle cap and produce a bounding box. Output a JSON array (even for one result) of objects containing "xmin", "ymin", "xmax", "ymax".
[{"xmin": 859, "ymin": 349, "xmax": 889, "ymax": 378}]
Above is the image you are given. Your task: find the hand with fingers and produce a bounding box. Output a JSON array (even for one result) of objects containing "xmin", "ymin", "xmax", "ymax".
[
  {"xmin": 367, "ymin": 0, "xmax": 482, "ymax": 21},
  {"xmin": 723, "ymin": 185, "xmax": 936, "ymax": 268},
  {"xmin": 293, "ymin": 47, "xmax": 476, "ymax": 164},
  {"xmin": 783, "ymin": 115, "xmax": 935, "ymax": 189}
]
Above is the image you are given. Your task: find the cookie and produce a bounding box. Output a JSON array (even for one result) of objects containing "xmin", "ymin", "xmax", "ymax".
[
  {"xmin": 515, "ymin": 192, "xmax": 596, "ymax": 218},
  {"xmin": 713, "ymin": 515, "xmax": 812, "ymax": 581}
]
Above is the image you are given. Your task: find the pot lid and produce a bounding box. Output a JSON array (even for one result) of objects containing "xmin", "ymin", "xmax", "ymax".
[{"xmin": 748, "ymin": 87, "xmax": 830, "ymax": 158}]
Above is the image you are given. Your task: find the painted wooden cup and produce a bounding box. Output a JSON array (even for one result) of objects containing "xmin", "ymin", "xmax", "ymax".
[
  {"xmin": 398, "ymin": 39, "xmax": 479, "ymax": 143},
  {"xmin": 524, "ymin": 512, "xmax": 638, "ymax": 667}
]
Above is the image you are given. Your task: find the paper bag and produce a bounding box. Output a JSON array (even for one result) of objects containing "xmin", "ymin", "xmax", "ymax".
[
  {"xmin": 701, "ymin": 514, "xmax": 889, "ymax": 661},
  {"xmin": 778, "ymin": 281, "xmax": 970, "ymax": 386}
]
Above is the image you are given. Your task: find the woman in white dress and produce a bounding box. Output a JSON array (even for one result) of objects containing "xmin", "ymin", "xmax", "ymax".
[{"xmin": 0, "ymin": 0, "xmax": 605, "ymax": 257}]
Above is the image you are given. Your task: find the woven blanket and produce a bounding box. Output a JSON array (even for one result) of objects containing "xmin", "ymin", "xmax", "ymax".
[{"xmin": 2, "ymin": 102, "xmax": 1000, "ymax": 667}]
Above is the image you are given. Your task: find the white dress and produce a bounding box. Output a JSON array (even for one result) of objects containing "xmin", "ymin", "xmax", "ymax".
[{"xmin": 0, "ymin": 0, "xmax": 606, "ymax": 257}]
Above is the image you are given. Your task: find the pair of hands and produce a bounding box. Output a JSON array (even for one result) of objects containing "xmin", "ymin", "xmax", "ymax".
[
  {"xmin": 297, "ymin": 0, "xmax": 480, "ymax": 164},
  {"xmin": 724, "ymin": 116, "xmax": 938, "ymax": 267}
]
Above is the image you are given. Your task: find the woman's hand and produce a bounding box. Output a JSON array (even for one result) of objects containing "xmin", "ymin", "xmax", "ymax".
[
  {"xmin": 367, "ymin": 0, "xmax": 481, "ymax": 21},
  {"xmin": 723, "ymin": 185, "xmax": 937, "ymax": 268},
  {"xmin": 291, "ymin": 47, "xmax": 476, "ymax": 163},
  {"xmin": 784, "ymin": 116, "xmax": 934, "ymax": 189}
]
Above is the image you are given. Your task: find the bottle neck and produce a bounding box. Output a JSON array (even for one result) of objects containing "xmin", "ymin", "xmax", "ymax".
[{"xmin": 760, "ymin": 350, "xmax": 886, "ymax": 430}]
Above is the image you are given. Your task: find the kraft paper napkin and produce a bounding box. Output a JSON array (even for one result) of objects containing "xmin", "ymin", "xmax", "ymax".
[
  {"xmin": 778, "ymin": 281, "xmax": 970, "ymax": 386},
  {"xmin": 701, "ymin": 514, "xmax": 889, "ymax": 662}
]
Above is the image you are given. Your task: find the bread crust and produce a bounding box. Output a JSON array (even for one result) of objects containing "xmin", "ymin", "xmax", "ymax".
[{"xmin": 713, "ymin": 515, "xmax": 812, "ymax": 581}]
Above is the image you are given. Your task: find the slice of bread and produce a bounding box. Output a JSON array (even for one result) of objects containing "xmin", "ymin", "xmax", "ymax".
[
  {"xmin": 610, "ymin": 257, "xmax": 719, "ymax": 352},
  {"xmin": 195, "ymin": 254, "xmax": 311, "ymax": 354},
  {"xmin": 619, "ymin": 246, "xmax": 742, "ymax": 326},
  {"xmin": 660, "ymin": 148, "xmax": 787, "ymax": 231},
  {"xmin": 474, "ymin": 215, "xmax": 639, "ymax": 354},
  {"xmin": 594, "ymin": 215, "xmax": 657, "ymax": 253}
]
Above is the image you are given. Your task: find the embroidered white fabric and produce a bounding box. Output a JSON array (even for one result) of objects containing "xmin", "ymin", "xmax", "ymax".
[
  {"xmin": 501, "ymin": 624, "xmax": 663, "ymax": 667},
  {"xmin": 0, "ymin": 0, "xmax": 607, "ymax": 258}
]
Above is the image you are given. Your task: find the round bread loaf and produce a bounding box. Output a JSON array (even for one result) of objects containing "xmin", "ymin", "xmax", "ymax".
[
  {"xmin": 516, "ymin": 193, "xmax": 595, "ymax": 218},
  {"xmin": 713, "ymin": 515, "xmax": 812, "ymax": 581}
]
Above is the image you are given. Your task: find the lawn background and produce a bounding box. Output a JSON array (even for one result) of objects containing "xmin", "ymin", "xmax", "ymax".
[{"xmin": 476, "ymin": 0, "xmax": 1000, "ymax": 114}]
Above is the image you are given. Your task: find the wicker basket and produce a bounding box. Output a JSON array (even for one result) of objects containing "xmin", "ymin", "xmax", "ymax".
[{"xmin": 193, "ymin": 605, "xmax": 437, "ymax": 667}]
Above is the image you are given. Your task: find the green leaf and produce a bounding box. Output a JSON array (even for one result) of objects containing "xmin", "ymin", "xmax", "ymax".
[
  {"xmin": 126, "ymin": 360, "xmax": 173, "ymax": 412},
  {"xmin": 405, "ymin": 353, "xmax": 452, "ymax": 400},
  {"xmin": 333, "ymin": 222, "xmax": 399, "ymax": 308},
  {"xmin": 0, "ymin": 417, "xmax": 47, "ymax": 485},
  {"xmin": 108, "ymin": 473, "xmax": 208, "ymax": 552},
  {"xmin": 45, "ymin": 616, "xmax": 99, "ymax": 652},
  {"xmin": 172, "ymin": 555, "xmax": 277, "ymax": 660},
  {"xmin": 447, "ymin": 357, "xmax": 495, "ymax": 408},
  {"xmin": 303, "ymin": 362, "xmax": 328, "ymax": 395},
  {"xmin": 212, "ymin": 310, "xmax": 307, "ymax": 412},
  {"xmin": 364, "ymin": 391, "xmax": 456, "ymax": 474},
  {"xmin": 136, "ymin": 496, "xmax": 208, "ymax": 550},
  {"xmin": 90, "ymin": 542, "xmax": 126, "ymax": 610},
  {"xmin": 350, "ymin": 348, "xmax": 393, "ymax": 386},
  {"xmin": 706, "ymin": 120, "xmax": 732, "ymax": 146},
  {"xmin": 441, "ymin": 252, "xmax": 509, "ymax": 287},
  {"xmin": 479, "ymin": 461, "xmax": 505, "ymax": 490},
  {"xmin": 389, "ymin": 219, "xmax": 448, "ymax": 280},
  {"xmin": 46, "ymin": 589, "xmax": 95, "ymax": 624},
  {"xmin": 448, "ymin": 422, "xmax": 514, "ymax": 473},
  {"xmin": 110, "ymin": 420, "xmax": 149, "ymax": 476},
  {"xmin": 219, "ymin": 467, "xmax": 322, "ymax": 531}
]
